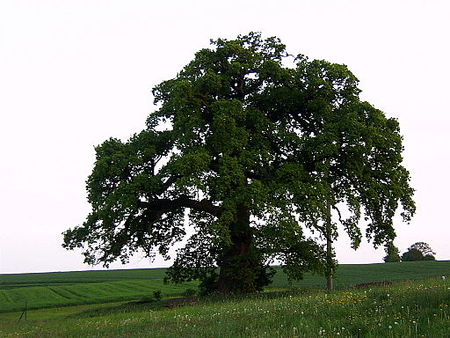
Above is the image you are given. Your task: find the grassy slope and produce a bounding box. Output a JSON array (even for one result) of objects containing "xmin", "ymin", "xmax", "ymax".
[
  {"xmin": 0, "ymin": 277, "xmax": 449, "ymax": 337},
  {"xmin": 0, "ymin": 261, "xmax": 448, "ymax": 313}
]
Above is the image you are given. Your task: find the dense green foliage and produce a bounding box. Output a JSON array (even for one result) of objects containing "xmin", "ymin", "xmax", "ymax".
[
  {"xmin": 402, "ymin": 242, "xmax": 436, "ymax": 261},
  {"xmin": 383, "ymin": 242, "xmax": 401, "ymax": 262},
  {"xmin": 402, "ymin": 249, "xmax": 426, "ymax": 261},
  {"xmin": 63, "ymin": 32, "xmax": 415, "ymax": 293},
  {"xmin": 1, "ymin": 262, "xmax": 448, "ymax": 313},
  {"xmin": 1, "ymin": 277, "xmax": 449, "ymax": 337}
]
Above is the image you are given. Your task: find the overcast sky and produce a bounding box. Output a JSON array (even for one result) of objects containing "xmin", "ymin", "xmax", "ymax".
[{"xmin": 1, "ymin": 0, "xmax": 449, "ymax": 274}]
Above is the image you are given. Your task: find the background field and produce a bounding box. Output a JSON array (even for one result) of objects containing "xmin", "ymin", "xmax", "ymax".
[
  {"xmin": 1, "ymin": 261, "xmax": 449, "ymax": 313},
  {"xmin": 0, "ymin": 270, "xmax": 197, "ymax": 313}
]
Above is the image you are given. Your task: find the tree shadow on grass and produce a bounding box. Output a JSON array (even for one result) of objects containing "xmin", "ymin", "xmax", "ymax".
[
  {"xmin": 66, "ymin": 300, "xmax": 163, "ymax": 318},
  {"xmin": 67, "ymin": 287, "xmax": 319, "ymax": 319}
]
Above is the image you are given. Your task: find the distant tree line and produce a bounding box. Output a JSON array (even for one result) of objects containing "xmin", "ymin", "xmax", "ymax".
[{"xmin": 384, "ymin": 242, "xmax": 436, "ymax": 262}]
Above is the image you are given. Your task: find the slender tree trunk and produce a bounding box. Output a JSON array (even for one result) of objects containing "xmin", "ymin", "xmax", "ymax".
[
  {"xmin": 216, "ymin": 204, "xmax": 263, "ymax": 294},
  {"xmin": 325, "ymin": 200, "xmax": 334, "ymax": 290},
  {"xmin": 326, "ymin": 236, "xmax": 334, "ymax": 290}
]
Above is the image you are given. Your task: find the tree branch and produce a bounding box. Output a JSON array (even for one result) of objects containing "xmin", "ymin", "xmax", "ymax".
[{"xmin": 143, "ymin": 195, "xmax": 223, "ymax": 219}]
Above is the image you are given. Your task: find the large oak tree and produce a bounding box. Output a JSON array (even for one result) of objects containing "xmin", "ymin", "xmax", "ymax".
[{"xmin": 63, "ymin": 33, "xmax": 415, "ymax": 294}]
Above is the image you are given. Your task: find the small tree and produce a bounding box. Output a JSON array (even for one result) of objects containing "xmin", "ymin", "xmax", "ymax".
[
  {"xmin": 401, "ymin": 248, "xmax": 424, "ymax": 261},
  {"xmin": 401, "ymin": 242, "xmax": 436, "ymax": 261},
  {"xmin": 383, "ymin": 242, "xmax": 401, "ymax": 262}
]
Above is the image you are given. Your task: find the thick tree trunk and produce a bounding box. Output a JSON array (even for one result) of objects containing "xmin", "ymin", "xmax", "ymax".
[{"xmin": 216, "ymin": 204, "xmax": 264, "ymax": 294}]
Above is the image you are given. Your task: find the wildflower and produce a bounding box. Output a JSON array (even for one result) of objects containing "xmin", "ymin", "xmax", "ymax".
[
  {"xmin": 442, "ymin": 276, "xmax": 446, "ymax": 280},
  {"xmin": 388, "ymin": 325, "xmax": 392, "ymax": 329}
]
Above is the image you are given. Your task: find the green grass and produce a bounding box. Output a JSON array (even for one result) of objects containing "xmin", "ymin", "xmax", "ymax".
[
  {"xmin": 1, "ymin": 261, "xmax": 448, "ymax": 313},
  {"xmin": 0, "ymin": 268, "xmax": 169, "ymax": 288},
  {"xmin": 0, "ymin": 279, "xmax": 197, "ymax": 313},
  {"xmin": 0, "ymin": 268, "xmax": 196, "ymax": 313},
  {"xmin": 270, "ymin": 260, "xmax": 450, "ymax": 289},
  {"xmin": 0, "ymin": 277, "xmax": 448, "ymax": 337}
]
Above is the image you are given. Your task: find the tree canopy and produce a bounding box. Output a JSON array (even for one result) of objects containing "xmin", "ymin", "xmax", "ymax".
[
  {"xmin": 63, "ymin": 32, "xmax": 415, "ymax": 294},
  {"xmin": 402, "ymin": 242, "xmax": 435, "ymax": 261},
  {"xmin": 383, "ymin": 242, "xmax": 401, "ymax": 263}
]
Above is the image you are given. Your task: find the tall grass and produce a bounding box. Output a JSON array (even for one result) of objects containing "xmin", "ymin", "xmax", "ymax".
[{"xmin": 1, "ymin": 277, "xmax": 448, "ymax": 337}]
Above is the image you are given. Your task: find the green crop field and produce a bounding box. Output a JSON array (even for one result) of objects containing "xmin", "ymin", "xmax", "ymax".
[
  {"xmin": 0, "ymin": 261, "xmax": 449, "ymax": 315},
  {"xmin": 0, "ymin": 269, "xmax": 197, "ymax": 313},
  {"xmin": 0, "ymin": 268, "xmax": 169, "ymax": 288},
  {"xmin": 271, "ymin": 260, "xmax": 450, "ymax": 289}
]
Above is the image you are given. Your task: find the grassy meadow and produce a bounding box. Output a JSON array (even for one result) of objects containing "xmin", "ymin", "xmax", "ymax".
[
  {"xmin": 0, "ymin": 261, "xmax": 449, "ymax": 337},
  {"xmin": 0, "ymin": 277, "xmax": 448, "ymax": 337}
]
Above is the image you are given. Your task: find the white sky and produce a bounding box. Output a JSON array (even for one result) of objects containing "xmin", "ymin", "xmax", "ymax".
[{"xmin": 1, "ymin": 0, "xmax": 449, "ymax": 274}]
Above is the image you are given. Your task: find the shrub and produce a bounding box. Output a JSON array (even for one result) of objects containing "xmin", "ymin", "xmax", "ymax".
[
  {"xmin": 152, "ymin": 290, "xmax": 162, "ymax": 301},
  {"xmin": 182, "ymin": 288, "xmax": 197, "ymax": 297}
]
